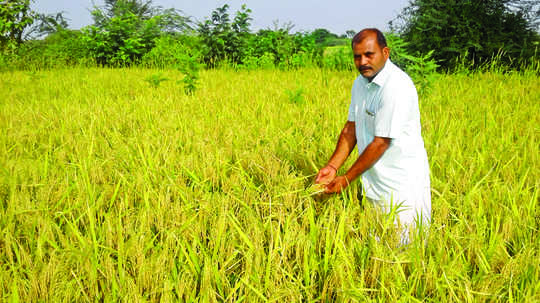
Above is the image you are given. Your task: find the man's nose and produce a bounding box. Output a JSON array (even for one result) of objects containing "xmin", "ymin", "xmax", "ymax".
[{"xmin": 360, "ymin": 56, "xmax": 369, "ymax": 66}]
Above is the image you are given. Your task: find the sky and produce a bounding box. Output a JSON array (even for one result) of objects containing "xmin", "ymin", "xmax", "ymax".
[{"xmin": 32, "ymin": 0, "xmax": 410, "ymax": 35}]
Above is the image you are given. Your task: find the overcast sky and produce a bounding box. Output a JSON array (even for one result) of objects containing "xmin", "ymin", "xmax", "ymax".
[{"xmin": 32, "ymin": 0, "xmax": 410, "ymax": 35}]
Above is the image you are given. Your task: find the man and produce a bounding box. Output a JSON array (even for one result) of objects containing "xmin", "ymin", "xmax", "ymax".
[{"xmin": 315, "ymin": 28, "xmax": 431, "ymax": 241}]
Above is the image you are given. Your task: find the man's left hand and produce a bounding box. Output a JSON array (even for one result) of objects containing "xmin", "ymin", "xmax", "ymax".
[{"xmin": 324, "ymin": 176, "xmax": 350, "ymax": 194}]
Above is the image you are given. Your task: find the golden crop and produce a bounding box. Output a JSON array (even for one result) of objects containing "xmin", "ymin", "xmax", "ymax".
[{"xmin": 0, "ymin": 67, "xmax": 538, "ymax": 301}]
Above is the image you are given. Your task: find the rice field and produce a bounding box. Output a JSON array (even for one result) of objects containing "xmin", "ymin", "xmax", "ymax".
[{"xmin": 0, "ymin": 67, "xmax": 539, "ymax": 301}]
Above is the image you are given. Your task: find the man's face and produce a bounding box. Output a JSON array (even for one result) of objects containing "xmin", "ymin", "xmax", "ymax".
[{"xmin": 353, "ymin": 34, "xmax": 390, "ymax": 81}]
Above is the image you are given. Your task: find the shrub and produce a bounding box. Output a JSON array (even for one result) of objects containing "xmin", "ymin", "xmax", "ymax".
[
  {"xmin": 177, "ymin": 52, "xmax": 202, "ymax": 95},
  {"xmin": 322, "ymin": 46, "xmax": 353, "ymax": 70},
  {"xmin": 0, "ymin": 29, "xmax": 93, "ymax": 70},
  {"xmin": 82, "ymin": 0, "xmax": 191, "ymax": 66},
  {"xmin": 141, "ymin": 34, "xmax": 202, "ymax": 68},
  {"xmin": 392, "ymin": 0, "xmax": 540, "ymax": 70},
  {"xmin": 386, "ymin": 33, "xmax": 439, "ymax": 93}
]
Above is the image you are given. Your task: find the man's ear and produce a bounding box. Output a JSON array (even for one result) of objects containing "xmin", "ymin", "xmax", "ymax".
[{"xmin": 383, "ymin": 47, "xmax": 390, "ymax": 60}]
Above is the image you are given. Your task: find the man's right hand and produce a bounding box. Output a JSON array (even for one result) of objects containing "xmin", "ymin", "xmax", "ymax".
[{"xmin": 315, "ymin": 165, "xmax": 338, "ymax": 185}]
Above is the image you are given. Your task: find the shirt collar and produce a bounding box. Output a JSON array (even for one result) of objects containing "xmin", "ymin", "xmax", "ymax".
[{"xmin": 370, "ymin": 59, "xmax": 393, "ymax": 87}]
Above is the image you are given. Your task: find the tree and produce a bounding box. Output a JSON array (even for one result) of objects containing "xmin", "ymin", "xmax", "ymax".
[
  {"xmin": 99, "ymin": 0, "xmax": 154, "ymax": 21},
  {"xmin": 345, "ymin": 30, "xmax": 356, "ymax": 39},
  {"xmin": 83, "ymin": 0, "xmax": 191, "ymax": 65},
  {"xmin": 197, "ymin": 4, "xmax": 252, "ymax": 66},
  {"xmin": 507, "ymin": 0, "xmax": 540, "ymax": 30},
  {"xmin": 311, "ymin": 28, "xmax": 337, "ymax": 45},
  {"xmin": 0, "ymin": 0, "xmax": 35, "ymax": 49},
  {"xmin": 26, "ymin": 12, "xmax": 69, "ymax": 39},
  {"xmin": 392, "ymin": 0, "xmax": 539, "ymax": 70}
]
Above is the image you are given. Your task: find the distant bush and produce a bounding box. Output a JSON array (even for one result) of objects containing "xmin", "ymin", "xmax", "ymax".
[
  {"xmin": 38, "ymin": 30, "xmax": 91, "ymax": 67},
  {"xmin": 177, "ymin": 54, "xmax": 201, "ymax": 95},
  {"xmin": 144, "ymin": 72, "xmax": 169, "ymax": 88},
  {"xmin": 386, "ymin": 33, "xmax": 439, "ymax": 93},
  {"xmin": 324, "ymin": 37, "xmax": 348, "ymax": 47},
  {"xmin": 197, "ymin": 5, "xmax": 322, "ymax": 69},
  {"xmin": 0, "ymin": 29, "xmax": 93, "ymax": 70},
  {"xmin": 2, "ymin": 1, "xmax": 538, "ymax": 73},
  {"xmin": 237, "ymin": 52, "xmax": 275, "ymax": 70},
  {"xmin": 392, "ymin": 0, "xmax": 540, "ymax": 70},
  {"xmin": 287, "ymin": 51, "xmax": 316, "ymax": 69},
  {"xmin": 322, "ymin": 46, "xmax": 353, "ymax": 70},
  {"xmin": 141, "ymin": 35, "xmax": 202, "ymax": 68},
  {"xmin": 82, "ymin": 13, "xmax": 160, "ymax": 66},
  {"xmin": 82, "ymin": 0, "xmax": 191, "ymax": 66}
]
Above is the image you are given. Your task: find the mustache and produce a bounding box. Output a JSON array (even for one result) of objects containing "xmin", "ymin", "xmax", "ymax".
[{"xmin": 358, "ymin": 65, "xmax": 372, "ymax": 71}]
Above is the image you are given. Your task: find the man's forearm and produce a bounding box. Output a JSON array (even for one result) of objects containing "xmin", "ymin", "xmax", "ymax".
[
  {"xmin": 344, "ymin": 137, "xmax": 391, "ymax": 182},
  {"xmin": 327, "ymin": 122, "xmax": 357, "ymax": 169}
]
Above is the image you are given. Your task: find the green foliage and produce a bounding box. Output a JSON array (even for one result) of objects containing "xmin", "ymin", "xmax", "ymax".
[
  {"xmin": 197, "ymin": 4, "xmax": 252, "ymax": 67},
  {"xmin": 40, "ymin": 30, "xmax": 90, "ymax": 65},
  {"xmin": 311, "ymin": 28, "xmax": 348, "ymax": 47},
  {"xmin": 238, "ymin": 52, "xmax": 276, "ymax": 70},
  {"xmin": 288, "ymin": 51, "xmax": 316, "ymax": 69},
  {"xmin": 198, "ymin": 5, "xmax": 322, "ymax": 69},
  {"xmin": 323, "ymin": 37, "xmax": 348, "ymax": 47},
  {"xmin": 241, "ymin": 29, "xmax": 321, "ymax": 69},
  {"xmin": 345, "ymin": 30, "xmax": 356, "ymax": 39},
  {"xmin": 144, "ymin": 72, "xmax": 168, "ymax": 88},
  {"xmin": 27, "ymin": 12, "xmax": 68, "ymax": 39},
  {"xmin": 3, "ymin": 1, "xmax": 504, "ymax": 77},
  {"xmin": 0, "ymin": 29, "xmax": 92, "ymax": 70},
  {"xmin": 385, "ymin": 33, "xmax": 439, "ymax": 93},
  {"xmin": 322, "ymin": 46, "xmax": 354, "ymax": 70},
  {"xmin": 82, "ymin": 10, "xmax": 158, "ymax": 66},
  {"xmin": 141, "ymin": 35, "xmax": 202, "ymax": 68},
  {"xmin": 311, "ymin": 28, "xmax": 337, "ymax": 45},
  {"xmin": 140, "ymin": 34, "xmax": 203, "ymax": 94},
  {"xmin": 0, "ymin": 0, "xmax": 35, "ymax": 49},
  {"xmin": 83, "ymin": 0, "xmax": 191, "ymax": 66},
  {"xmin": 0, "ymin": 53, "xmax": 8, "ymax": 71},
  {"xmin": 290, "ymin": 32, "xmax": 322, "ymax": 67},
  {"xmin": 246, "ymin": 29, "xmax": 290, "ymax": 66},
  {"xmin": 0, "ymin": 3, "xmax": 338, "ymax": 71},
  {"xmin": 258, "ymin": 52, "xmax": 276, "ymax": 69},
  {"xmin": 0, "ymin": 2, "xmax": 79, "ymax": 70},
  {"xmin": 286, "ymin": 87, "xmax": 305, "ymax": 104},
  {"xmin": 177, "ymin": 54, "xmax": 201, "ymax": 95},
  {"xmin": 393, "ymin": 0, "xmax": 540, "ymax": 70}
]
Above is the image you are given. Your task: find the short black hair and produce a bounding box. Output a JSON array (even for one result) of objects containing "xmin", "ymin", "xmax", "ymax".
[{"xmin": 351, "ymin": 28, "xmax": 387, "ymax": 49}]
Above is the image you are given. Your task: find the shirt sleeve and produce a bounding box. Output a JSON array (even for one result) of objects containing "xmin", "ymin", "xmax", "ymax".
[
  {"xmin": 374, "ymin": 82, "xmax": 416, "ymax": 139},
  {"xmin": 347, "ymin": 80, "xmax": 357, "ymax": 122}
]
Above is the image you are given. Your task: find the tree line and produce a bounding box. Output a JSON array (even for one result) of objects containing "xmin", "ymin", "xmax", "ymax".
[{"xmin": 1, "ymin": 0, "xmax": 538, "ymax": 72}]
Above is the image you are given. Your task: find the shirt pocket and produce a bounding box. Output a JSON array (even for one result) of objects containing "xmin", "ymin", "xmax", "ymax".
[{"xmin": 364, "ymin": 109, "xmax": 376, "ymax": 138}]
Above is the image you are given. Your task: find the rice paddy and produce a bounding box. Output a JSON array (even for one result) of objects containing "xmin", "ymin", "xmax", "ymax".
[{"xmin": 0, "ymin": 67, "xmax": 538, "ymax": 301}]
